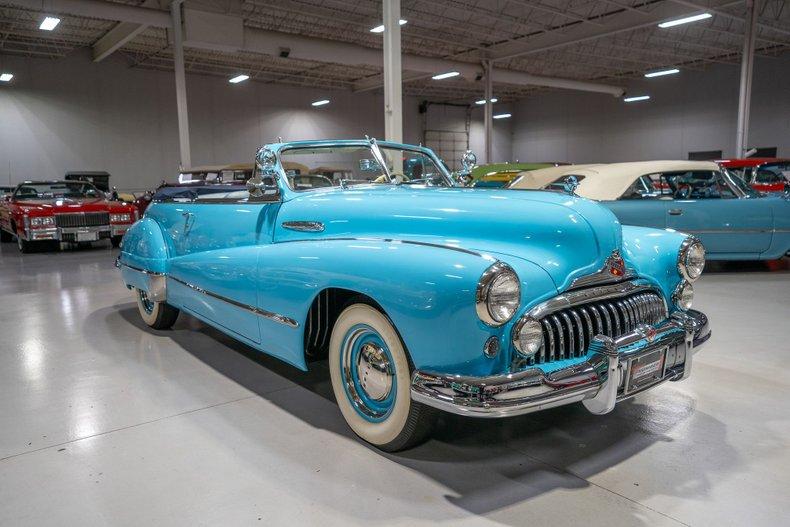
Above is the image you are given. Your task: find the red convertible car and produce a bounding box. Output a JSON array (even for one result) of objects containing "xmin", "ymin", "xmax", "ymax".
[
  {"xmin": 0, "ymin": 180, "xmax": 138, "ymax": 252},
  {"xmin": 718, "ymin": 158, "xmax": 790, "ymax": 193}
]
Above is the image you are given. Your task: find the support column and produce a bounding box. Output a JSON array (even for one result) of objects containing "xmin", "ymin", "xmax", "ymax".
[
  {"xmin": 735, "ymin": 0, "xmax": 757, "ymax": 158},
  {"xmin": 382, "ymin": 0, "xmax": 402, "ymax": 143},
  {"xmin": 483, "ymin": 59, "xmax": 493, "ymax": 164},
  {"xmin": 171, "ymin": 0, "xmax": 191, "ymax": 169}
]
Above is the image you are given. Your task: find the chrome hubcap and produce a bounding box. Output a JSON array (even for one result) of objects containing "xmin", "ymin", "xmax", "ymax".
[
  {"xmin": 138, "ymin": 289, "xmax": 155, "ymax": 315},
  {"xmin": 357, "ymin": 343, "xmax": 393, "ymax": 401}
]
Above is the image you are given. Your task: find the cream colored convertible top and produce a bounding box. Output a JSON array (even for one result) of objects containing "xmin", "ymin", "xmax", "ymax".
[
  {"xmin": 509, "ymin": 160, "xmax": 720, "ymax": 200},
  {"xmin": 508, "ymin": 164, "xmax": 602, "ymax": 190}
]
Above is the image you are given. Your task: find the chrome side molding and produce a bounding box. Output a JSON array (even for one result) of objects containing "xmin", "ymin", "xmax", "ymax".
[{"xmin": 282, "ymin": 221, "xmax": 325, "ymax": 232}]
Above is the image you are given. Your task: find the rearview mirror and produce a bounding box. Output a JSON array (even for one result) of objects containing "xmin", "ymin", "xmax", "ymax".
[{"xmin": 452, "ymin": 150, "xmax": 477, "ymax": 186}]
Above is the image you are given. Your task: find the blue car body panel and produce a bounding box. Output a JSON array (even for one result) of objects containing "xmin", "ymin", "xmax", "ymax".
[
  {"xmin": 118, "ymin": 140, "xmax": 693, "ymax": 377},
  {"xmin": 604, "ymin": 194, "xmax": 790, "ymax": 260}
]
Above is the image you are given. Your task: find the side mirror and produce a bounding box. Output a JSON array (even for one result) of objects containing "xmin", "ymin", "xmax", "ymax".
[
  {"xmin": 562, "ymin": 175, "xmax": 579, "ymax": 196},
  {"xmin": 453, "ymin": 150, "xmax": 477, "ymax": 187},
  {"xmin": 248, "ymin": 147, "xmax": 281, "ymax": 201}
]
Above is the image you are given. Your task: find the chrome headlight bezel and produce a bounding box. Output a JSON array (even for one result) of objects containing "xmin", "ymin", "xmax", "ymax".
[
  {"xmin": 673, "ymin": 281, "xmax": 694, "ymax": 311},
  {"xmin": 677, "ymin": 237, "xmax": 705, "ymax": 282},
  {"xmin": 476, "ymin": 262, "xmax": 521, "ymax": 326},
  {"xmin": 30, "ymin": 216, "xmax": 54, "ymax": 228},
  {"xmin": 512, "ymin": 316, "xmax": 543, "ymax": 358},
  {"xmin": 110, "ymin": 213, "xmax": 132, "ymax": 223}
]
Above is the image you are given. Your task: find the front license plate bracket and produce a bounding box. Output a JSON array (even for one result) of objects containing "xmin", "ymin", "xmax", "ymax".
[{"xmin": 624, "ymin": 347, "xmax": 667, "ymax": 395}]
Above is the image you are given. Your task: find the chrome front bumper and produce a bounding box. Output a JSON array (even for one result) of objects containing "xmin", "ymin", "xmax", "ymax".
[
  {"xmin": 24, "ymin": 225, "xmax": 119, "ymax": 242},
  {"xmin": 411, "ymin": 310, "xmax": 710, "ymax": 418}
]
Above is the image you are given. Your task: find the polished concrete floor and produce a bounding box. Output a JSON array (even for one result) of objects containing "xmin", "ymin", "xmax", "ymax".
[{"xmin": 0, "ymin": 243, "xmax": 788, "ymax": 527}]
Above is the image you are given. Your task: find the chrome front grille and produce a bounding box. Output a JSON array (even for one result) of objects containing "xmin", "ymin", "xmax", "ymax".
[
  {"xmin": 55, "ymin": 212, "xmax": 109, "ymax": 228},
  {"xmin": 535, "ymin": 291, "xmax": 667, "ymax": 364}
]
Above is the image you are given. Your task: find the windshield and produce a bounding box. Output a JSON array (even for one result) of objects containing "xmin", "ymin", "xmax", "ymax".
[
  {"xmin": 721, "ymin": 168, "xmax": 761, "ymax": 197},
  {"xmin": 279, "ymin": 145, "xmax": 452, "ymax": 191},
  {"xmin": 755, "ymin": 162, "xmax": 790, "ymax": 184},
  {"xmin": 14, "ymin": 182, "xmax": 103, "ymax": 200}
]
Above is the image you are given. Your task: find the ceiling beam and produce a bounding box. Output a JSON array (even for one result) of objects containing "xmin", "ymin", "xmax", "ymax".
[
  {"xmin": 486, "ymin": 1, "xmax": 737, "ymax": 63},
  {"xmin": 92, "ymin": 0, "xmax": 164, "ymax": 62},
  {"xmin": 669, "ymin": 0, "xmax": 790, "ymax": 38}
]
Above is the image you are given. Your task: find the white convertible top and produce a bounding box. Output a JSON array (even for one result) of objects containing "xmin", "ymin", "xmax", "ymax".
[{"xmin": 509, "ymin": 160, "xmax": 720, "ymax": 200}]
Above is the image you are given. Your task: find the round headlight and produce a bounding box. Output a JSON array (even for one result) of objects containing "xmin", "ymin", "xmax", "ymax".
[
  {"xmin": 673, "ymin": 281, "xmax": 694, "ymax": 311},
  {"xmin": 513, "ymin": 317, "xmax": 543, "ymax": 358},
  {"xmin": 678, "ymin": 238, "xmax": 705, "ymax": 282},
  {"xmin": 476, "ymin": 263, "xmax": 520, "ymax": 326}
]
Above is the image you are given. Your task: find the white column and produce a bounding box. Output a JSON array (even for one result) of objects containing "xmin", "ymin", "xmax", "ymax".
[
  {"xmin": 483, "ymin": 59, "xmax": 493, "ymax": 164},
  {"xmin": 171, "ymin": 0, "xmax": 191, "ymax": 169},
  {"xmin": 382, "ymin": 0, "xmax": 403, "ymax": 143},
  {"xmin": 735, "ymin": 0, "xmax": 757, "ymax": 157}
]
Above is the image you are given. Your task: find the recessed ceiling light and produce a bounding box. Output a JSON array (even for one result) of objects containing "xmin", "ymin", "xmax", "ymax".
[
  {"xmin": 370, "ymin": 19, "xmax": 407, "ymax": 33},
  {"xmin": 0, "ymin": 73, "xmax": 13, "ymax": 82},
  {"xmin": 658, "ymin": 13, "xmax": 712, "ymax": 28},
  {"xmin": 475, "ymin": 98, "xmax": 498, "ymax": 105},
  {"xmin": 493, "ymin": 113, "xmax": 511, "ymax": 119},
  {"xmin": 40, "ymin": 16, "xmax": 60, "ymax": 31},
  {"xmin": 623, "ymin": 95, "xmax": 651, "ymax": 102},
  {"xmin": 645, "ymin": 68, "xmax": 680, "ymax": 78},
  {"xmin": 229, "ymin": 74, "xmax": 249, "ymax": 84},
  {"xmin": 432, "ymin": 71, "xmax": 460, "ymax": 80},
  {"xmin": 311, "ymin": 99, "xmax": 330, "ymax": 107}
]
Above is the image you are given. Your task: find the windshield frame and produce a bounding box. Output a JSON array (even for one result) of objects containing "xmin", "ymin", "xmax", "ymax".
[{"xmin": 276, "ymin": 141, "xmax": 454, "ymax": 194}]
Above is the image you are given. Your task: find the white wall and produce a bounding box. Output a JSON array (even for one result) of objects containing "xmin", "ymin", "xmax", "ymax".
[
  {"xmin": 511, "ymin": 55, "xmax": 790, "ymax": 163},
  {"xmin": 0, "ymin": 50, "xmax": 422, "ymax": 190}
]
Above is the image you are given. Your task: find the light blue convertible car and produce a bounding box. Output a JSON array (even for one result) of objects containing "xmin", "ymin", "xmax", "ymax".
[{"xmin": 117, "ymin": 139, "xmax": 711, "ymax": 451}]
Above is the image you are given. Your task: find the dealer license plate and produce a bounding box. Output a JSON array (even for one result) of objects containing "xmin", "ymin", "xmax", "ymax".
[
  {"xmin": 77, "ymin": 231, "xmax": 98, "ymax": 242},
  {"xmin": 625, "ymin": 347, "xmax": 667, "ymax": 394}
]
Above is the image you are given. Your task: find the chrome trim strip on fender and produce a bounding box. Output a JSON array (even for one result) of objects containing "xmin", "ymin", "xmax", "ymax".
[
  {"xmin": 168, "ymin": 275, "xmax": 299, "ymax": 328},
  {"xmin": 276, "ymin": 236, "xmax": 483, "ymax": 257},
  {"xmin": 282, "ymin": 221, "xmax": 325, "ymax": 232}
]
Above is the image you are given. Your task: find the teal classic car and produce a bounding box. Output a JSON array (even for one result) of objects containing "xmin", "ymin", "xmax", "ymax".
[
  {"xmin": 509, "ymin": 160, "xmax": 790, "ymax": 260},
  {"xmin": 117, "ymin": 139, "xmax": 710, "ymax": 451}
]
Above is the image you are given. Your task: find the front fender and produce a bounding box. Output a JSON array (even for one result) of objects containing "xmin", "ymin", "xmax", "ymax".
[
  {"xmin": 118, "ymin": 217, "xmax": 170, "ymax": 274},
  {"xmin": 620, "ymin": 225, "xmax": 687, "ymax": 301},
  {"xmin": 259, "ymin": 239, "xmax": 549, "ymax": 376}
]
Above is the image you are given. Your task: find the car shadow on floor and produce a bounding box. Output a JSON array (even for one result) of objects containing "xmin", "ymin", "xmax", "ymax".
[{"xmin": 108, "ymin": 303, "xmax": 740, "ymax": 523}]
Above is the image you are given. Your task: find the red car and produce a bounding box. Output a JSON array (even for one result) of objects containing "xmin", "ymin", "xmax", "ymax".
[
  {"xmin": 0, "ymin": 180, "xmax": 138, "ymax": 253},
  {"xmin": 718, "ymin": 158, "xmax": 790, "ymax": 193}
]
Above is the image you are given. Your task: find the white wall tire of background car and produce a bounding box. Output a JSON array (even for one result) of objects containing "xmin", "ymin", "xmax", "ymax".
[
  {"xmin": 134, "ymin": 287, "xmax": 180, "ymax": 330},
  {"xmin": 329, "ymin": 302, "xmax": 435, "ymax": 451}
]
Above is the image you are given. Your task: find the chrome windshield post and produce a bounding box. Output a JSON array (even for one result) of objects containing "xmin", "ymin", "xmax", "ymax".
[{"xmin": 368, "ymin": 136, "xmax": 393, "ymax": 184}]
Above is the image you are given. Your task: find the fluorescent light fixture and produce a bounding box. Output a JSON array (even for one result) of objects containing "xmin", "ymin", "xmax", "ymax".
[
  {"xmin": 311, "ymin": 99, "xmax": 330, "ymax": 107},
  {"xmin": 475, "ymin": 98, "xmax": 498, "ymax": 105},
  {"xmin": 645, "ymin": 68, "xmax": 680, "ymax": 78},
  {"xmin": 370, "ymin": 19, "xmax": 407, "ymax": 33},
  {"xmin": 432, "ymin": 71, "xmax": 460, "ymax": 80},
  {"xmin": 0, "ymin": 73, "xmax": 13, "ymax": 82},
  {"xmin": 39, "ymin": 16, "xmax": 60, "ymax": 31},
  {"xmin": 623, "ymin": 95, "xmax": 651, "ymax": 102},
  {"xmin": 493, "ymin": 113, "xmax": 512, "ymax": 119},
  {"xmin": 658, "ymin": 12, "xmax": 712, "ymax": 28},
  {"xmin": 228, "ymin": 74, "xmax": 249, "ymax": 84}
]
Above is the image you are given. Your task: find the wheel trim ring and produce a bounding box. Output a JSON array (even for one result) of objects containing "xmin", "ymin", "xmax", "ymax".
[{"xmin": 340, "ymin": 324, "xmax": 397, "ymax": 423}]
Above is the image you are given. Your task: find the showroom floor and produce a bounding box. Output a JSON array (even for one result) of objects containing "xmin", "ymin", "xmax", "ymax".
[{"xmin": 0, "ymin": 244, "xmax": 788, "ymax": 527}]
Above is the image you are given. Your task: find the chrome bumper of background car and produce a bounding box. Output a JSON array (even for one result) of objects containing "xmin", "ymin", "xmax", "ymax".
[
  {"xmin": 411, "ymin": 310, "xmax": 710, "ymax": 418},
  {"xmin": 25, "ymin": 225, "xmax": 112, "ymax": 242}
]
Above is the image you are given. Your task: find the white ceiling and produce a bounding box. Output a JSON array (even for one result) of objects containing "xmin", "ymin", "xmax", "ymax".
[{"xmin": 0, "ymin": 0, "xmax": 788, "ymax": 103}]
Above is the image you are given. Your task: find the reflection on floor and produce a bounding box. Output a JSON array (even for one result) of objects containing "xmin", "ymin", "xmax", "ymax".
[{"xmin": 0, "ymin": 243, "xmax": 788, "ymax": 526}]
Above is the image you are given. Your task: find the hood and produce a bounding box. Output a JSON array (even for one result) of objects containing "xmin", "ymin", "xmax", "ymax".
[
  {"xmin": 14, "ymin": 197, "xmax": 133, "ymax": 215},
  {"xmin": 276, "ymin": 186, "xmax": 622, "ymax": 289}
]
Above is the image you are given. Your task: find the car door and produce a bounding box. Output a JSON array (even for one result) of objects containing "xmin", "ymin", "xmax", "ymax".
[
  {"xmin": 602, "ymin": 175, "xmax": 669, "ymax": 229},
  {"xmin": 147, "ymin": 185, "xmax": 280, "ymax": 344},
  {"xmin": 664, "ymin": 170, "xmax": 772, "ymax": 255}
]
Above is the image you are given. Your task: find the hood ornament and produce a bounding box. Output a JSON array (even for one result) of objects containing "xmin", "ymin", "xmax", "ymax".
[
  {"xmin": 563, "ymin": 175, "xmax": 579, "ymax": 196},
  {"xmin": 607, "ymin": 250, "xmax": 626, "ymax": 277}
]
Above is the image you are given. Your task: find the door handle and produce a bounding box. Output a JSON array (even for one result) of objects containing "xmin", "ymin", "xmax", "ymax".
[{"xmin": 668, "ymin": 208, "xmax": 683, "ymax": 216}]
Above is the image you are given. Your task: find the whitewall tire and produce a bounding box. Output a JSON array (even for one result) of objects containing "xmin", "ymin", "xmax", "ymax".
[
  {"xmin": 329, "ymin": 302, "xmax": 435, "ymax": 451},
  {"xmin": 134, "ymin": 288, "xmax": 180, "ymax": 330}
]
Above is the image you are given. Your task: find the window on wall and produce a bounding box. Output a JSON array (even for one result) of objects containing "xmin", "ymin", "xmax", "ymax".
[{"xmin": 688, "ymin": 150, "xmax": 723, "ymax": 161}]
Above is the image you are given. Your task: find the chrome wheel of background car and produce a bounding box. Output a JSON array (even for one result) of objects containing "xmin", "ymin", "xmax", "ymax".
[
  {"xmin": 340, "ymin": 324, "xmax": 396, "ymax": 422},
  {"xmin": 329, "ymin": 302, "xmax": 435, "ymax": 451}
]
